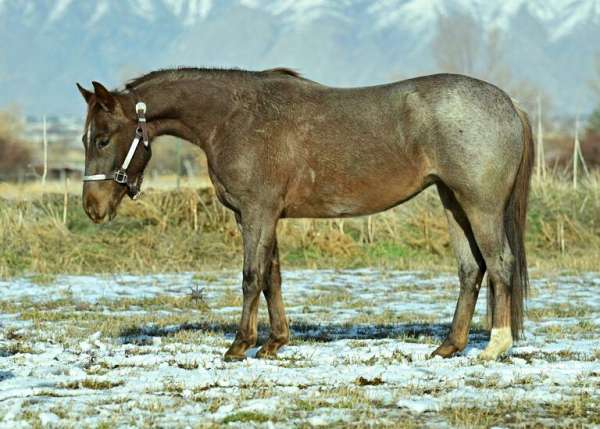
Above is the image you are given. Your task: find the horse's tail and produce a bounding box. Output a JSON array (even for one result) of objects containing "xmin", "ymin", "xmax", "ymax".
[{"xmin": 493, "ymin": 105, "xmax": 534, "ymax": 340}]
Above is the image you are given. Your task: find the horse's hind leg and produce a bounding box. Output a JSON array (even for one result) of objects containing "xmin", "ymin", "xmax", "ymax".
[
  {"xmin": 464, "ymin": 206, "xmax": 514, "ymax": 360},
  {"xmin": 256, "ymin": 238, "xmax": 290, "ymax": 359},
  {"xmin": 431, "ymin": 184, "xmax": 485, "ymax": 358}
]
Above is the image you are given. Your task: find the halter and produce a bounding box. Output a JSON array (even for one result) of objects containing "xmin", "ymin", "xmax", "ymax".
[{"xmin": 83, "ymin": 102, "xmax": 150, "ymax": 200}]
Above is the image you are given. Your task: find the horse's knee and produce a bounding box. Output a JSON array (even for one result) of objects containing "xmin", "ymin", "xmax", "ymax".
[
  {"xmin": 242, "ymin": 269, "xmax": 261, "ymax": 296},
  {"xmin": 485, "ymin": 242, "xmax": 514, "ymax": 285},
  {"xmin": 458, "ymin": 261, "xmax": 482, "ymax": 291},
  {"xmin": 243, "ymin": 264, "xmax": 272, "ymax": 295},
  {"xmin": 459, "ymin": 263, "xmax": 480, "ymax": 282},
  {"xmin": 243, "ymin": 267, "xmax": 256, "ymax": 283},
  {"xmin": 488, "ymin": 261, "xmax": 513, "ymax": 292}
]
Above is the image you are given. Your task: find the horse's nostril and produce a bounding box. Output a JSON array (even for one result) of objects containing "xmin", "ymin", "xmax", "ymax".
[
  {"xmin": 87, "ymin": 207, "xmax": 106, "ymax": 223},
  {"xmin": 84, "ymin": 204, "xmax": 96, "ymax": 220},
  {"xmin": 83, "ymin": 194, "xmax": 103, "ymax": 222}
]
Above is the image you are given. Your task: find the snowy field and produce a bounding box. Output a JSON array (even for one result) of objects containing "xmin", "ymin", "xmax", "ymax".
[{"xmin": 0, "ymin": 270, "xmax": 598, "ymax": 428}]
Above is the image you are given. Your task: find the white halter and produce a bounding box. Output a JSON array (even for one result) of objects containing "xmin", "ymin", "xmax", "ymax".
[{"xmin": 83, "ymin": 102, "xmax": 149, "ymax": 199}]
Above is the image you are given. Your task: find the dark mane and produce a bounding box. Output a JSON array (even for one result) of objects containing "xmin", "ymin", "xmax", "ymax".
[
  {"xmin": 263, "ymin": 67, "xmax": 302, "ymax": 78},
  {"xmin": 125, "ymin": 67, "xmax": 302, "ymax": 91}
]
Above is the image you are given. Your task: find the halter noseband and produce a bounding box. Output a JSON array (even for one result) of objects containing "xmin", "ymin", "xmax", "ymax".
[{"xmin": 83, "ymin": 102, "xmax": 150, "ymax": 200}]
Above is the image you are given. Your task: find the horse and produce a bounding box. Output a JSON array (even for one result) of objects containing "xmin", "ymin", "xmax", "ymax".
[{"xmin": 77, "ymin": 67, "xmax": 533, "ymax": 361}]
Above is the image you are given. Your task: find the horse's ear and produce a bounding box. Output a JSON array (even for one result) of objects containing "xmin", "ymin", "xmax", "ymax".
[
  {"xmin": 76, "ymin": 83, "xmax": 94, "ymax": 105},
  {"xmin": 92, "ymin": 81, "xmax": 116, "ymax": 112}
]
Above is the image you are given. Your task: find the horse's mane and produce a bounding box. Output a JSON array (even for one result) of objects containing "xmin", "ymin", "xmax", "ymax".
[
  {"xmin": 264, "ymin": 67, "xmax": 302, "ymax": 78},
  {"xmin": 125, "ymin": 67, "xmax": 302, "ymax": 90}
]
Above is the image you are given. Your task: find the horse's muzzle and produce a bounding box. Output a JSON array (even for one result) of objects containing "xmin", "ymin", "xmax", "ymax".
[
  {"xmin": 83, "ymin": 184, "xmax": 117, "ymax": 223},
  {"xmin": 83, "ymin": 199, "xmax": 111, "ymax": 223}
]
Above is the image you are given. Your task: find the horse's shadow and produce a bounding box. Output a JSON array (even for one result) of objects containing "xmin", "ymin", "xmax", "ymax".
[
  {"xmin": 118, "ymin": 320, "xmax": 489, "ymax": 346},
  {"xmin": 0, "ymin": 371, "xmax": 14, "ymax": 382}
]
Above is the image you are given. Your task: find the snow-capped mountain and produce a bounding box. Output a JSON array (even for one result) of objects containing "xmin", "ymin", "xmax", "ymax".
[{"xmin": 0, "ymin": 0, "xmax": 599, "ymax": 116}]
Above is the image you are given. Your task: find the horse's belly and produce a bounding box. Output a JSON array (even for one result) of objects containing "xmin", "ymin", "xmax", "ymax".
[{"xmin": 283, "ymin": 173, "xmax": 426, "ymax": 218}]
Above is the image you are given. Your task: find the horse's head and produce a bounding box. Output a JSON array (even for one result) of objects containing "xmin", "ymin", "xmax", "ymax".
[{"xmin": 77, "ymin": 81, "xmax": 152, "ymax": 223}]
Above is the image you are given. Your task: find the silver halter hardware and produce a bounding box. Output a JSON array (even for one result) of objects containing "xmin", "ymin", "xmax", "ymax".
[{"xmin": 83, "ymin": 102, "xmax": 150, "ymax": 199}]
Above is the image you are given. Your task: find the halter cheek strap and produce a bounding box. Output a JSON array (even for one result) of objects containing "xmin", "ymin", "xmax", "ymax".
[{"xmin": 83, "ymin": 102, "xmax": 150, "ymax": 200}]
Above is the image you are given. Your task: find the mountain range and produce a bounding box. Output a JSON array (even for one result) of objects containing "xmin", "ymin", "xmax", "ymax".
[{"xmin": 0, "ymin": 0, "xmax": 599, "ymax": 116}]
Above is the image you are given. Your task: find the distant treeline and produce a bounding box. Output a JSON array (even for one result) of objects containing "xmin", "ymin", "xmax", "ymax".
[{"xmin": 0, "ymin": 111, "xmax": 32, "ymax": 180}]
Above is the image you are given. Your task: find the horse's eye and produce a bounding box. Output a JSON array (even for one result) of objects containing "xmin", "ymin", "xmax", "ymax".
[{"xmin": 96, "ymin": 138, "xmax": 110, "ymax": 149}]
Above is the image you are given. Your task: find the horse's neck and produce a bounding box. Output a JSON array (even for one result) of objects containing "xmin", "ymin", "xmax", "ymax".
[{"xmin": 140, "ymin": 78, "xmax": 245, "ymax": 151}]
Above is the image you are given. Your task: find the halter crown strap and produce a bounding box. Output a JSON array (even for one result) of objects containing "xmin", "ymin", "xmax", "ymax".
[{"xmin": 135, "ymin": 102, "xmax": 149, "ymax": 147}]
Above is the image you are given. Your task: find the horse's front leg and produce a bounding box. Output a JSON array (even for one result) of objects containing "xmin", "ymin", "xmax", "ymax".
[
  {"xmin": 256, "ymin": 239, "xmax": 289, "ymax": 359},
  {"xmin": 224, "ymin": 209, "xmax": 279, "ymax": 361}
]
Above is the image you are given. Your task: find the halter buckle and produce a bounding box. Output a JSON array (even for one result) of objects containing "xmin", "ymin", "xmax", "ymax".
[
  {"xmin": 113, "ymin": 170, "xmax": 128, "ymax": 184},
  {"xmin": 135, "ymin": 102, "xmax": 147, "ymax": 116}
]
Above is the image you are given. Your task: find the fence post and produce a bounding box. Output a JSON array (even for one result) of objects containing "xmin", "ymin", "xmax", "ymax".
[
  {"xmin": 573, "ymin": 114, "xmax": 591, "ymax": 190},
  {"xmin": 42, "ymin": 115, "xmax": 48, "ymax": 190},
  {"xmin": 536, "ymin": 95, "xmax": 546, "ymax": 181},
  {"xmin": 63, "ymin": 176, "xmax": 69, "ymax": 225},
  {"xmin": 573, "ymin": 115, "xmax": 579, "ymax": 189},
  {"xmin": 176, "ymin": 139, "xmax": 182, "ymax": 190}
]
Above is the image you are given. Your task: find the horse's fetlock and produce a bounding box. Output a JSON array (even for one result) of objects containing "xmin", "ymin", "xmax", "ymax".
[
  {"xmin": 271, "ymin": 332, "xmax": 289, "ymax": 344},
  {"xmin": 236, "ymin": 332, "xmax": 257, "ymax": 347},
  {"xmin": 451, "ymin": 336, "xmax": 468, "ymax": 350}
]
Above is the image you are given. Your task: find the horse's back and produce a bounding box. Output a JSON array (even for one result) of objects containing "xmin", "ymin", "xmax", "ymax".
[{"xmin": 266, "ymin": 74, "xmax": 525, "ymax": 218}]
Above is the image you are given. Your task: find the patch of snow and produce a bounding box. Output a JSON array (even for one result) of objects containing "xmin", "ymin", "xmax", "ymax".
[
  {"xmin": 397, "ymin": 396, "xmax": 439, "ymax": 413},
  {"xmin": 0, "ymin": 270, "xmax": 598, "ymax": 426}
]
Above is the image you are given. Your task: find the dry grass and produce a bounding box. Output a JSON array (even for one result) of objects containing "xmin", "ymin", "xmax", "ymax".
[
  {"xmin": 1, "ymin": 172, "xmax": 599, "ymax": 277},
  {"xmin": 441, "ymin": 392, "xmax": 600, "ymax": 428}
]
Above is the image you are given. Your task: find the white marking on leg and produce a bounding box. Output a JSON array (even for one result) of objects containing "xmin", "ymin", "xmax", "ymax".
[{"xmin": 479, "ymin": 327, "xmax": 513, "ymax": 361}]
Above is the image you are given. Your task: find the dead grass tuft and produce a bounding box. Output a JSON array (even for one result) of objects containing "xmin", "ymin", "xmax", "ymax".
[{"xmin": 1, "ymin": 173, "xmax": 599, "ymax": 278}]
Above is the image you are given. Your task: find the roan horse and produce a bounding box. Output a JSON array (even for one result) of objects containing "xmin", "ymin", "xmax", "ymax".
[{"xmin": 77, "ymin": 68, "xmax": 533, "ymax": 361}]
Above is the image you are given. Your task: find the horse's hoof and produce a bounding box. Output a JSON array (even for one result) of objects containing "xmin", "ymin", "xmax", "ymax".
[
  {"xmin": 430, "ymin": 341, "xmax": 461, "ymax": 359},
  {"xmin": 223, "ymin": 352, "xmax": 246, "ymax": 362},
  {"xmin": 478, "ymin": 327, "xmax": 512, "ymax": 361},
  {"xmin": 477, "ymin": 345, "xmax": 509, "ymax": 362},
  {"xmin": 224, "ymin": 340, "xmax": 254, "ymax": 362},
  {"xmin": 477, "ymin": 350, "xmax": 497, "ymax": 361},
  {"xmin": 256, "ymin": 346, "xmax": 278, "ymax": 360}
]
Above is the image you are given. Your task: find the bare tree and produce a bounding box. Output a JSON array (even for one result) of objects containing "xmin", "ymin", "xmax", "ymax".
[
  {"xmin": 432, "ymin": 12, "xmax": 553, "ymax": 174},
  {"xmin": 0, "ymin": 111, "xmax": 31, "ymax": 179},
  {"xmin": 588, "ymin": 54, "xmax": 600, "ymax": 98},
  {"xmin": 432, "ymin": 13, "xmax": 512, "ymax": 86},
  {"xmin": 431, "ymin": 13, "xmax": 479, "ymax": 75},
  {"xmin": 587, "ymin": 105, "xmax": 600, "ymax": 133},
  {"xmin": 482, "ymin": 29, "xmax": 513, "ymax": 86},
  {"xmin": 431, "ymin": 13, "xmax": 551, "ymax": 119},
  {"xmin": 0, "ymin": 108, "xmax": 24, "ymax": 137}
]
